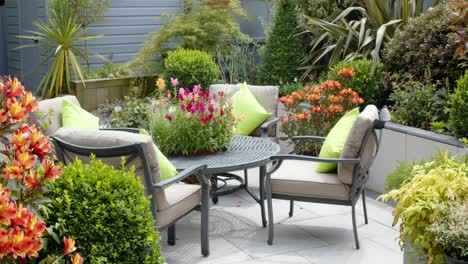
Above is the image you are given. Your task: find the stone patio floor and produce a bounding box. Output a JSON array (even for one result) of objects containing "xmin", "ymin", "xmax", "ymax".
[{"xmin": 160, "ymin": 168, "xmax": 402, "ymax": 264}]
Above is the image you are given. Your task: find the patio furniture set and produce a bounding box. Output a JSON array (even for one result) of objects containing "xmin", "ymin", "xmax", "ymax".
[{"xmin": 32, "ymin": 84, "xmax": 385, "ymax": 258}]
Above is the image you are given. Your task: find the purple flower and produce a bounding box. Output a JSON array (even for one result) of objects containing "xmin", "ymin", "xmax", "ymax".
[
  {"xmin": 170, "ymin": 78, "xmax": 179, "ymax": 87},
  {"xmin": 165, "ymin": 114, "xmax": 173, "ymax": 122}
]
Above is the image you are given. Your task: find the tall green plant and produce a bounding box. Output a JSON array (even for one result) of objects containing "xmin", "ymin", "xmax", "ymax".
[
  {"xmin": 49, "ymin": 0, "xmax": 111, "ymax": 28},
  {"xmin": 17, "ymin": 6, "xmax": 102, "ymax": 98},
  {"xmin": 258, "ymin": 0, "xmax": 306, "ymax": 84},
  {"xmin": 302, "ymin": 0, "xmax": 443, "ymax": 75},
  {"xmin": 133, "ymin": 0, "xmax": 250, "ymax": 73}
]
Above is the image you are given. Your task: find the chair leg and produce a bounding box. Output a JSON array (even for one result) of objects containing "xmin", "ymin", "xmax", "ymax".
[
  {"xmin": 265, "ymin": 174, "xmax": 274, "ymax": 245},
  {"xmin": 289, "ymin": 200, "xmax": 294, "ymax": 217},
  {"xmin": 210, "ymin": 176, "xmax": 218, "ymax": 204},
  {"xmin": 168, "ymin": 224, "xmax": 176, "ymax": 246},
  {"xmin": 362, "ymin": 188, "xmax": 368, "ymax": 225},
  {"xmin": 244, "ymin": 169, "xmax": 249, "ymax": 188},
  {"xmin": 201, "ymin": 183, "xmax": 210, "ymax": 257},
  {"xmin": 351, "ymin": 205, "xmax": 360, "ymax": 250},
  {"xmin": 259, "ymin": 165, "xmax": 267, "ymax": 228}
]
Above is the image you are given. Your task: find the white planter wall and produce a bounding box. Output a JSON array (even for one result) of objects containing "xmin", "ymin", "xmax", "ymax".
[{"xmin": 368, "ymin": 122, "xmax": 468, "ymax": 194}]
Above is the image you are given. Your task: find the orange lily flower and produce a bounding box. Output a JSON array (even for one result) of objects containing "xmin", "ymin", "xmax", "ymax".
[
  {"xmin": 8, "ymin": 78, "xmax": 25, "ymax": 97},
  {"xmin": 71, "ymin": 253, "xmax": 84, "ymax": 264},
  {"xmin": 25, "ymin": 170, "xmax": 41, "ymax": 189},
  {"xmin": 63, "ymin": 237, "xmax": 77, "ymax": 255},
  {"xmin": 29, "ymin": 126, "xmax": 52, "ymax": 158},
  {"xmin": 42, "ymin": 159, "xmax": 62, "ymax": 180},
  {"xmin": 7, "ymin": 98, "xmax": 28, "ymax": 123},
  {"xmin": 16, "ymin": 150, "xmax": 36, "ymax": 170},
  {"xmin": 2, "ymin": 161, "xmax": 24, "ymax": 180},
  {"xmin": 22, "ymin": 92, "xmax": 38, "ymax": 112}
]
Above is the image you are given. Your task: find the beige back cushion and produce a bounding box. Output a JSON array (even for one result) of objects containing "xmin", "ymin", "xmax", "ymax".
[
  {"xmin": 210, "ymin": 83, "xmax": 279, "ymax": 136},
  {"xmin": 338, "ymin": 105, "xmax": 379, "ymax": 185},
  {"xmin": 209, "ymin": 84, "xmax": 279, "ymax": 116},
  {"xmin": 29, "ymin": 96, "xmax": 81, "ymax": 136},
  {"xmin": 52, "ymin": 128, "xmax": 173, "ymax": 210}
]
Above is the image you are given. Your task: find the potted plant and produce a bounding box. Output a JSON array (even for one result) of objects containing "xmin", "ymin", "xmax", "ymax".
[
  {"xmin": 429, "ymin": 202, "xmax": 468, "ymax": 264},
  {"xmin": 379, "ymin": 152, "xmax": 468, "ymax": 264},
  {"xmin": 149, "ymin": 78, "xmax": 237, "ymax": 156}
]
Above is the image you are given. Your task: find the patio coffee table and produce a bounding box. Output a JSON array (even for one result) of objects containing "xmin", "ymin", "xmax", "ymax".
[{"xmin": 169, "ymin": 135, "xmax": 280, "ymax": 227}]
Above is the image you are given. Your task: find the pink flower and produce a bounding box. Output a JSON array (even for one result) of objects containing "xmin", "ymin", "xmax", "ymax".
[
  {"xmin": 193, "ymin": 85, "xmax": 202, "ymax": 94},
  {"xmin": 218, "ymin": 91, "xmax": 224, "ymax": 98},
  {"xmin": 170, "ymin": 78, "xmax": 179, "ymax": 87},
  {"xmin": 165, "ymin": 114, "xmax": 173, "ymax": 122},
  {"xmin": 200, "ymin": 116, "xmax": 207, "ymax": 125},
  {"xmin": 178, "ymin": 88, "xmax": 185, "ymax": 101}
]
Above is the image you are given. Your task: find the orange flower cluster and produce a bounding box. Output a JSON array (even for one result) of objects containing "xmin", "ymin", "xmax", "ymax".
[
  {"xmin": 279, "ymin": 79, "xmax": 363, "ymax": 120},
  {"xmin": 338, "ymin": 67, "xmax": 356, "ymax": 78},
  {"xmin": 0, "ymin": 76, "xmax": 82, "ymax": 262},
  {"xmin": 2, "ymin": 124, "xmax": 61, "ymax": 184},
  {"xmin": 0, "ymin": 77, "xmax": 37, "ymax": 124},
  {"xmin": 0, "ymin": 187, "xmax": 44, "ymax": 258}
]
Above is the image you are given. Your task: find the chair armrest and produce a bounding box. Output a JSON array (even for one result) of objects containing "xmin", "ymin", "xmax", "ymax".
[
  {"xmin": 292, "ymin": 136, "xmax": 326, "ymax": 143},
  {"xmin": 100, "ymin": 127, "xmax": 141, "ymax": 134},
  {"xmin": 260, "ymin": 117, "xmax": 280, "ymax": 138},
  {"xmin": 271, "ymin": 154, "xmax": 360, "ymax": 164},
  {"xmin": 153, "ymin": 165, "xmax": 208, "ymax": 189}
]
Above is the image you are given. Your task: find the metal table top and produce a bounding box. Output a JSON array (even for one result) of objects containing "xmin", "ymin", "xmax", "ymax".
[{"xmin": 169, "ymin": 135, "xmax": 280, "ymax": 174}]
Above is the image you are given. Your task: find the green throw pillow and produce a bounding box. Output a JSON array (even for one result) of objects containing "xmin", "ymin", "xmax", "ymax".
[
  {"xmin": 232, "ymin": 82, "xmax": 272, "ymax": 135},
  {"xmin": 140, "ymin": 129, "xmax": 178, "ymax": 181},
  {"xmin": 316, "ymin": 108, "xmax": 360, "ymax": 173},
  {"xmin": 61, "ymin": 99, "xmax": 99, "ymax": 129}
]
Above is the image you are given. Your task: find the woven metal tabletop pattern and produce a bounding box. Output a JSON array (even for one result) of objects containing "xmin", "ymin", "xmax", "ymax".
[{"xmin": 169, "ymin": 136, "xmax": 280, "ymax": 174}]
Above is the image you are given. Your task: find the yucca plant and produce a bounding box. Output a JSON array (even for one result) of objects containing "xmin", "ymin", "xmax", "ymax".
[
  {"xmin": 17, "ymin": 4, "xmax": 102, "ymax": 98},
  {"xmin": 302, "ymin": 0, "xmax": 444, "ymax": 76}
]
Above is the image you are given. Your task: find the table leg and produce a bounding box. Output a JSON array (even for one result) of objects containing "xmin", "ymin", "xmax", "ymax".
[
  {"xmin": 210, "ymin": 175, "xmax": 219, "ymax": 204},
  {"xmin": 259, "ymin": 165, "xmax": 267, "ymax": 228}
]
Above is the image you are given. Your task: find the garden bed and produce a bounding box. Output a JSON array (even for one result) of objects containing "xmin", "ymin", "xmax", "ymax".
[{"xmin": 368, "ymin": 122, "xmax": 467, "ymax": 193}]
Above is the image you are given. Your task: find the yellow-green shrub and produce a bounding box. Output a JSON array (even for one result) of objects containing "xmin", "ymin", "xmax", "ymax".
[{"xmin": 380, "ymin": 152, "xmax": 468, "ymax": 264}]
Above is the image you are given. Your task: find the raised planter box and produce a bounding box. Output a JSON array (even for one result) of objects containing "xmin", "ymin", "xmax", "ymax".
[
  {"xmin": 368, "ymin": 122, "xmax": 467, "ymax": 193},
  {"xmin": 71, "ymin": 77, "xmax": 134, "ymax": 111}
]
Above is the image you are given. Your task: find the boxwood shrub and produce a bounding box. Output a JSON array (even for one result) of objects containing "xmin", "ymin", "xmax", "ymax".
[
  {"xmin": 45, "ymin": 157, "xmax": 164, "ymax": 264},
  {"xmin": 164, "ymin": 48, "xmax": 219, "ymax": 89},
  {"xmin": 448, "ymin": 70, "xmax": 468, "ymax": 141}
]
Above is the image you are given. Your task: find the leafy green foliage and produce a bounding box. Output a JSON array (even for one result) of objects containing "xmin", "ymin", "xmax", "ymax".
[
  {"xmin": 279, "ymin": 81, "xmax": 304, "ymax": 97},
  {"xmin": 384, "ymin": 4, "xmax": 461, "ymax": 84},
  {"xmin": 85, "ymin": 62, "xmax": 133, "ymax": 79},
  {"xmin": 110, "ymin": 97, "xmax": 150, "ymax": 129},
  {"xmin": 380, "ymin": 152, "xmax": 468, "ymax": 264},
  {"xmin": 430, "ymin": 202, "xmax": 468, "ymax": 261},
  {"xmin": 448, "ymin": 71, "xmax": 468, "ymax": 140},
  {"xmin": 17, "ymin": 2, "xmax": 102, "ymax": 98},
  {"xmin": 164, "ymin": 49, "xmax": 220, "ymax": 89},
  {"xmin": 216, "ymin": 42, "xmax": 259, "ymax": 85},
  {"xmin": 298, "ymin": 0, "xmax": 357, "ymax": 20},
  {"xmin": 258, "ymin": 0, "xmax": 306, "ymax": 84},
  {"xmin": 45, "ymin": 157, "xmax": 164, "ymax": 264},
  {"xmin": 328, "ymin": 59, "xmax": 386, "ymax": 107},
  {"xmin": 388, "ymin": 74, "xmax": 449, "ymax": 131},
  {"xmin": 302, "ymin": 0, "xmax": 443, "ymax": 75},
  {"xmin": 384, "ymin": 151, "xmax": 448, "ymax": 192},
  {"xmin": 49, "ymin": 0, "xmax": 111, "ymax": 28},
  {"xmin": 133, "ymin": 0, "xmax": 250, "ymax": 73}
]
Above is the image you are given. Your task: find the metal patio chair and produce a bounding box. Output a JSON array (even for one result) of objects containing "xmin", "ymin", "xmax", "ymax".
[
  {"xmin": 32, "ymin": 96, "xmax": 210, "ymax": 256},
  {"xmin": 264, "ymin": 105, "xmax": 386, "ymax": 249}
]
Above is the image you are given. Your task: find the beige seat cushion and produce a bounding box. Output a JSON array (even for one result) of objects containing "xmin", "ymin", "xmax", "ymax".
[
  {"xmin": 271, "ymin": 160, "xmax": 350, "ymax": 201},
  {"xmin": 29, "ymin": 95, "xmax": 81, "ymax": 136},
  {"xmin": 210, "ymin": 84, "xmax": 279, "ymax": 137},
  {"xmin": 157, "ymin": 183, "xmax": 201, "ymax": 229},
  {"xmin": 338, "ymin": 105, "xmax": 379, "ymax": 185}
]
